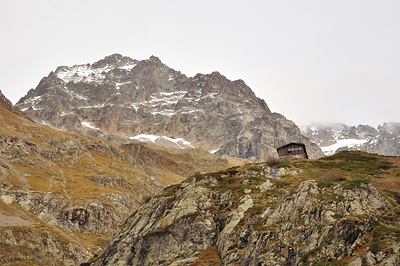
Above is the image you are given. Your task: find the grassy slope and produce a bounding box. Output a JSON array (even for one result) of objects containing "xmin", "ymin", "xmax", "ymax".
[{"xmin": 0, "ymin": 105, "xmax": 237, "ymax": 264}]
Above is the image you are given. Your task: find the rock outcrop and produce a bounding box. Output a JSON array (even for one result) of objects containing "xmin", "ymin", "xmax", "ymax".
[
  {"xmin": 86, "ymin": 153, "xmax": 400, "ymax": 265},
  {"xmin": 0, "ymin": 225, "xmax": 91, "ymax": 265},
  {"xmin": 16, "ymin": 54, "xmax": 324, "ymax": 161}
]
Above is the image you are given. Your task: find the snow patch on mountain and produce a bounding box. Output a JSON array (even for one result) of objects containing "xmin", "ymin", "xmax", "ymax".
[
  {"xmin": 115, "ymin": 81, "xmax": 131, "ymax": 90},
  {"xmin": 321, "ymin": 138, "xmax": 368, "ymax": 156},
  {"xmin": 210, "ymin": 148, "xmax": 220, "ymax": 154},
  {"xmin": 118, "ymin": 63, "xmax": 137, "ymax": 71},
  {"xmin": 56, "ymin": 65, "xmax": 113, "ymax": 84},
  {"xmin": 130, "ymin": 134, "xmax": 194, "ymax": 149},
  {"xmin": 81, "ymin": 121, "xmax": 100, "ymax": 130}
]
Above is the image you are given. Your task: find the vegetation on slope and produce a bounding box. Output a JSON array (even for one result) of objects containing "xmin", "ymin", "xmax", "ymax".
[
  {"xmin": 0, "ymin": 105, "xmax": 234, "ymax": 265},
  {"xmin": 89, "ymin": 150, "xmax": 400, "ymax": 265}
]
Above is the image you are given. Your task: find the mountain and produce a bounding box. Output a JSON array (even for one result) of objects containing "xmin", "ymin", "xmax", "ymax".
[
  {"xmin": 0, "ymin": 90, "xmax": 232, "ymax": 265},
  {"xmin": 16, "ymin": 54, "xmax": 324, "ymax": 161},
  {"xmin": 85, "ymin": 151, "xmax": 400, "ymax": 266},
  {"xmin": 301, "ymin": 123, "xmax": 400, "ymax": 156}
]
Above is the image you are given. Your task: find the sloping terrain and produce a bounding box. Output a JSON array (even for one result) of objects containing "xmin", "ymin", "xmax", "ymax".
[
  {"xmin": 0, "ymin": 91, "xmax": 233, "ymax": 265},
  {"xmin": 16, "ymin": 54, "xmax": 324, "ymax": 161},
  {"xmin": 302, "ymin": 123, "xmax": 400, "ymax": 156},
  {"xmin": 87, "ymin": 151, "xmax": 400, "ymax": 266}
]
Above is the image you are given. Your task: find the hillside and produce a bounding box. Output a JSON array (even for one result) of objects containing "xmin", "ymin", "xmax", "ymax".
[
  {"xmin": 301, "ymin": 123, "xmax": 400, "ymax": 156},
  {"xmin": 0, "ymin": 90, "xmax": 233, "ymax": 265},
  {"xmin": 15, "ymin": 54, "xmax": 324, "ymax": 161},
  {"xmin": 86, "ymin": 151, "xmax": 400, "ymax": 266}
]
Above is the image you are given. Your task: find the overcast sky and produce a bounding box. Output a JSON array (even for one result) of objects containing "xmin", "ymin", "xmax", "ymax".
[{"xmin": 1, "ymin": 0, "xmax": 399, "ymax": 127}]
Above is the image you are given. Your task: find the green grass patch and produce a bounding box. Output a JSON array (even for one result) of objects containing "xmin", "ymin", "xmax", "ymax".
[
  {"xmin": 237, "ymin": 218, "xmax": 246, "ymax": 227},
  {"xmin": 300, "ymin": 246, "xmax": 322, "ymax": 263},
  {"xmin": 272, "ymin": 179, "xmax": 294, "ymax": 189},
  {"xmin": 208, "ymin": 167, "xmax": 240, "ymax": 178},
  {"xmin": 323, "ymin": 192, "xmax": 346, "ymax": 202},
  {"xmin": 252, "ymin": 222, "xmax": 265, "ymax": 232},
  {"xmin": 245, "ymin": 165, "xmax": 264, "ymax": 173},
  {"xmin": 262, "ymin": 188, "xmax": 287, "ymax": 200},
  {"xmin": 341, "ymin": 179, "xmax": 370, "ymax": 189},
  {"xmin": 319, "ymin": 151, "xmax": 393, "ymax": 177},
  {"xmin": 369, "ymin": 241, "xmax": 385, "ymax": 253},
  {"xmin": 384, "ymin": 190, "xmax": 400, "ymax": 204},
  {"xmin": 248, "ymin": 205, "xmax": 264, "ymax": 215},
  {"xmin": 332, "ymin": 213, "xmax": 344, "ymax": 219},
  {"xmin": 157, "ymin": 184, "xmax": 180, "ymax": 198},
  {"xmin": 294, "ymin": 151, "xmax": 394, "ymax": 181},
  {"xmin": 266, "ymin": 158, "xmax": 292, "ymax": 168},
  {"xmin": 372, "ymin": 220, "xmax": 400, "ymax": 243},
  {"xmin": 144, "ymin": 229, "xmax": 171, "ymax": 238},
  {"xmin": 311, "ymin": 262, "xmax": 339, "ymax": 266}
]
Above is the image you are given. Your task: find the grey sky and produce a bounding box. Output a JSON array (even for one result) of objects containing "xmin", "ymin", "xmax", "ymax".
[{"xmin": 1, "ymin": 0, "xmax": 399, "ymax": 127}]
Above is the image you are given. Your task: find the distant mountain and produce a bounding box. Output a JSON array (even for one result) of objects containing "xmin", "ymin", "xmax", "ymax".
[
  {"xmin": 16, "ymin": 54, "xmax": 324, "ymax": 161},
  {"xmin": 301, "ymin": 123, "xmax": 400, "ymax": 156}
]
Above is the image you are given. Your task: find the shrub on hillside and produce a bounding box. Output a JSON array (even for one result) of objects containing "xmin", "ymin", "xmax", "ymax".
[{"xmin": 322, "ymin": 172, "xmax": 347, "ymax": 182}]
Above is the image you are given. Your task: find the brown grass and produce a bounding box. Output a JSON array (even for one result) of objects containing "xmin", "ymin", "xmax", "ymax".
[
  {"xmin": 0, "ymin": 105, "xmax": 242, "ymax": 257},
  {"xmin": 188, "ymin": 245, "xmax": 222, "ymax": 266},
  {"xmin": 321, "ymin": 172, "xmax": 347, "ymax": 182}
]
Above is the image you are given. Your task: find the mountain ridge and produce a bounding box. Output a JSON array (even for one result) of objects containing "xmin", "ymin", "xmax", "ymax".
[{"xmin": 301, "ymin": 122, "xmax": 400, "ymax": 156}]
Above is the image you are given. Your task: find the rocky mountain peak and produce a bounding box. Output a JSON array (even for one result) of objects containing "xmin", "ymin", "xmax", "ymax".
[
  {"xmin": 379, "ymin": 122, "xmax": 400, "ymax": 135},
  {"xmin": 92, "ymin": 53, "xmax": 124, "ymax": 67},
  {"xmin": 148, "ymin": 55, "xmax": 162, "ymax": 63},
  {"xmin": 16, "ymin": 54, "xmax": 323, "ymax": 161}
]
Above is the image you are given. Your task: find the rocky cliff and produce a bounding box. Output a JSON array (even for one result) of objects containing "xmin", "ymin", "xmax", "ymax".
[
  {"xmin": 16, "ymin": 54, "xmax": 323, "ymax": 161},
  {"xmin": 0, "ymin": 90, "xmax": 232, "ymax": 265},
  {"xmin": 86, "ymin": 151, "xmax": 400, "ymax": 266},
  {"xmin": 301, "ymin": 123, "xmax": 400, "ymax": 156}
]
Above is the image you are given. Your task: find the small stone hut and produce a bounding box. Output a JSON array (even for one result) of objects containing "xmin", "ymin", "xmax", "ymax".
[{"xmin": 276, "ymin": 142, "xmax": 308, "ymax": 159}]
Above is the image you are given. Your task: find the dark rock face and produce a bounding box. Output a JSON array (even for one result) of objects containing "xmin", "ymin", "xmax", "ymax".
[
  {"xmin": 302, "ymin": 123, "xmax": 400, "ymax": 156},
  {"xmin": 16, "ymin": 54, "xmax": 323, "ymax": 161}
]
